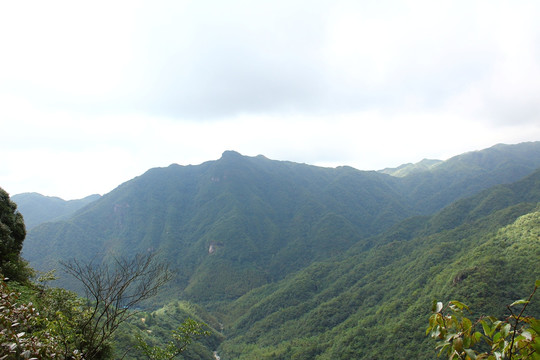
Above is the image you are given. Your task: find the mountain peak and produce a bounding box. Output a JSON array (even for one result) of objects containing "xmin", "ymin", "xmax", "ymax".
[
  {"xmin": 220, "ymin": 150, "xmax": 244, "ymax": 160},
  {"xmin": 221, "ymin": 150, "xmax": 242, "ymax": 157}
]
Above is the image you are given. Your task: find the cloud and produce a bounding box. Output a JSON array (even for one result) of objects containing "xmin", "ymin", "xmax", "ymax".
[
  {"xmin": 442, "ymin": 1, "xmax": 540, "ymax": 126},
  {"xmin": 2, "ymin": 1, "xmax": 540, "ymax": 199},
  {"xmin": 1, "ymin": 0, "xmax": 539, "ymax": 124}
]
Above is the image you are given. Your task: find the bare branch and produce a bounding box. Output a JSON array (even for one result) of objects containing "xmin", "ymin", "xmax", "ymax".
[{"xmin": 60, "ymin": 252, "xmax": 172, "ymax": 359}]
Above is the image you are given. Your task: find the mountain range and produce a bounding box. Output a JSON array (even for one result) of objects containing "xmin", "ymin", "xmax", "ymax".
[{"xmin": 18, "ymin": 141, "xmax": 540, "ymax": 359}]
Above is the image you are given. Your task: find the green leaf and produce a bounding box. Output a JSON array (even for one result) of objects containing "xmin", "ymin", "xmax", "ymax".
[
  {"xmin": 509, "ymin": 299, "xmax": 529, "ymax": 307},
  {"xmin": 500, "ymin": 323, "xmax": 511, "ymax": 338},
  {"xmin": 530, "ymin": 319, "xmax": 540, "ymax": 334},
  {"xmin": 450, "ymin": 300, "xmax": 469, "ymax": 311},
  {"xmin": 465, "ymin": 348, "xmax": 477, "ymax": 359},
  {"xmin": 482, "ymin": 320, "xmax": 494, "ymax": 338},
  {"xmin": 533, "ymin": 337, "xmax": 540, "ymax": 351},
  {"xmin": 436, "ymin": 313, "xmax": 446, "ymax": 326},
  {"xmin": 535, "ymin": 279, "xmax": 540, "ymax": 287},
  {"xmin": 474, "ymin": 331, "xmax": 483, "ymax": 341},
  {"xmin": 464, "ymin": 334, "xmax": 472, "ymax": 348},
  {"xmin": 463, "ymin": 317, "xmax": 473, "ymax": 332}
]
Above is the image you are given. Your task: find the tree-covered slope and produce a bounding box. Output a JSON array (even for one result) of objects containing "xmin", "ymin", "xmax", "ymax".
[
  {"xmin": 397, "ymin": 141, "xmax": 540, "ymax": 214},
  {"xmin": 23, "ymin": 151, "xmax": 410, "ymax": 302},
  {"xmin": 114, "ymin": 300, "xmax": 225, "ymax": 360},
  {"xmin": 12, "ymin": 192, "xmax": 100, "ymax": 229},
  {"xmin": 22, "ymin": 142, "xmax": 540, "ymax": 305},
  {"xmin": 218, "ymin": 169, "xmax": 540, "ymax": 359}
]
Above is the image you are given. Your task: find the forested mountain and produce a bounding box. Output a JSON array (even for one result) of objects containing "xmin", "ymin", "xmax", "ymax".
[
  {"xmin": 391, "ymin": 142, "xmax": 540, "ymax": 214},
  {"xmin": 219, "ymin": 168, "xmax": 540, "ymax": 359},
  {"xmin": 19, "ymin": 141, "xmax": 540, "ymax": 359},
  {"xmin": 24, "ymin": 150, "xmax": 410, "ymax": 300},
  {"xmin": 23, "ymin": 142, "xmax": 540, "ymax": 300},
  {"xmin": 12, "ymin": 192, "xmax": 100, "ymax": 229}
]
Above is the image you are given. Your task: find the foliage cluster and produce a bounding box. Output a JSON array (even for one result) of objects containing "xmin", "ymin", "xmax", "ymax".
[
  {"xmin": 1, "ymin": 275, "xmax": 218, "ymax": 360},
  {"xmin": 0, "ymin": 277, "xmax": 81, "ymax": 359},
  {"xmin": 428, "ymin": 281, "xmax": 540, "ymax": 359},
  {"xmin": 136, "ymin": 318, "xmax": 211, "ymax": 360},
  {"xmin": 113, "ymin": 300, "xmax": 223, "ymax": 360},
  {"xmin": 0, "ymin": 188, "xmax": 31, "ymax": 282}
]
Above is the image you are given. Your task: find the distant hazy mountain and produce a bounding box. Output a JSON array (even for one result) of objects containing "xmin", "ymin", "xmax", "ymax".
[
  {"xmin": 380, "ymin": 142, "xmax": 540, "ymax": 180},
  {"xmin": 379, "ymin": 158, "xmax": 443, "ymax": 177},
  {"xmin": 12, "ymin": 192, "xmax": 101, "ymax": 229},
  {"xmin": 396, "ymin": 142, "xmax": 540, "ymax": 214}
]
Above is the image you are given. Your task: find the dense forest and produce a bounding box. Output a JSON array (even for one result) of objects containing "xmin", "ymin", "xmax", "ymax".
[{"xmin": 2, "ymin": 141, "xmax": 540, "ymax": 359}]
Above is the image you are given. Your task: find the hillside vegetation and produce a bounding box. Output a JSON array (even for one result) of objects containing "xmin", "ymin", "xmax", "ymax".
[{"xmin": 219, "ymin": 169, "xmax": 540, "ymax": 359}]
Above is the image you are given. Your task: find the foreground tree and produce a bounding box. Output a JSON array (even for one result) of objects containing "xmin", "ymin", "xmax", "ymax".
[
  {"xmin": 0, "ymin": 187, "xmax": 31, "ymax": 282},
  {"xmin": 61, "ymin": 253, "xmax": 173, "ymax": 359},
  {"xmin": 427, "ymin": 280, "xmax": 540, "ymax": 359},
  {"xmin": 136, "ymin": 318, "xmax": 211, "ymax": 360}
]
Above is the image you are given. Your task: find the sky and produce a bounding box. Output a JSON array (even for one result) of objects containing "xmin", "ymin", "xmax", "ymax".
[{"xmin": 1, "ymin": 1, "xmax": 540, "ymax": 200}]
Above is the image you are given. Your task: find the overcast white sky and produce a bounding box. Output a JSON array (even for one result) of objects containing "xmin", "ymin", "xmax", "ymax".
[{"xmin": 2, "ymin": 1, "xmax": 540, "ymax": 200}]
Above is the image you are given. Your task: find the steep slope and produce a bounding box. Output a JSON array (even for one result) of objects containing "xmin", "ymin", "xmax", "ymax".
[
  {"xmin": 219, "ymin": 168, "xmax": 540, "ymax": 359},
  {"xmin": 12, "ymin": 192, "xmax": 100, "ymax": 229}
]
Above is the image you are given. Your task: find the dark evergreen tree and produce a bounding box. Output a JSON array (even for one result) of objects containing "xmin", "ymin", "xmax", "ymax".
[{"xmin": 0, "ymin": 187, "xmax": 30, "ymax": 281}]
